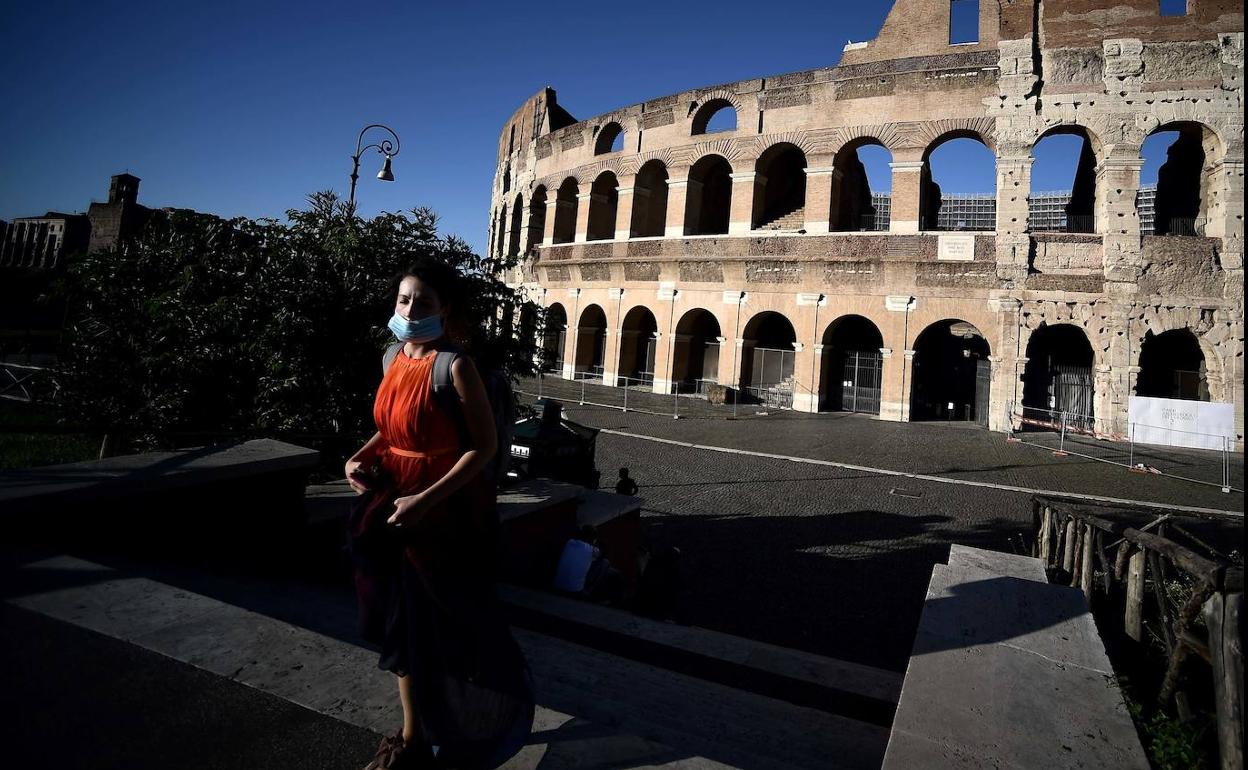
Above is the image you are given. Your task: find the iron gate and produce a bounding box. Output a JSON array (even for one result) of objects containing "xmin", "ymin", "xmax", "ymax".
[
  {"xmin": 974, "ymin": 359, "xmax": 991, "ymax": 427},
  {"xmin": 1053, "ymin": 364, "xmax": 1094, "ymax": 432},
  {"xmin": 840, "ymin": 350, "xmax": 882, "ymax": 414}
]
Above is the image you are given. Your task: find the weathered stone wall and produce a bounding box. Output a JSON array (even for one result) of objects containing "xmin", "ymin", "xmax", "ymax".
[{"xmin": 490, "ymin": 0, "xmax": 1245, "ymax": 444}]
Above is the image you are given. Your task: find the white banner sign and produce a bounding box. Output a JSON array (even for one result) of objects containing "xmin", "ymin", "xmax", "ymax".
[{"xmin": 1127, "ymin": 396, "xmax": 1235, "ymax": 451}]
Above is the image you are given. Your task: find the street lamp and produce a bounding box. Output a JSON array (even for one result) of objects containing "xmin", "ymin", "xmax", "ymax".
[{"xmin": 348, "ymin": 124, "xmax": 401, "ymax": 208}]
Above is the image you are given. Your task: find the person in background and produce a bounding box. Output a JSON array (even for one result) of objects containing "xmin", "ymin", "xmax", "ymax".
[{"xmin": 614, "ymin": 467, "xmax": 638, "ymax": 496}]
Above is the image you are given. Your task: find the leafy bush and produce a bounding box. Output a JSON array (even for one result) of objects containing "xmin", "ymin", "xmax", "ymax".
[{"xmin": 52, "ymin": 192, "xmax": 539, "ymax": 452}]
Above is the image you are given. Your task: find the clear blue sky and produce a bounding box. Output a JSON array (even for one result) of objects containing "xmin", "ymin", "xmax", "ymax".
[{"xmin": 0, "ymin": 1, "xmax": 1177, "ymax": 254}]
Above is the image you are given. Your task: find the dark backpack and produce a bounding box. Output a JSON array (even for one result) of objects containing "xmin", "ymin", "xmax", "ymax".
[{"xmin": 382, "ymin": 342, "xmax": 515, "ymax": 489}]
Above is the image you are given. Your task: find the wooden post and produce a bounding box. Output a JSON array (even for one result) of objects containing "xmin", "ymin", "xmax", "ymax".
[
  {"xmin": 1203, "ymin": 592, "xmax": 1243, "ymax": 770},
  {"xmin": 1150, "ymin": 551, "xmax": 1176, "ymax": 652},
  {"xmin": 1095, "ymin": 531, "xmax": 1112, "ymax": 594},
  {"xmin": 1070, "ymin": 524, "xmax": 1085, "ymax": 588},
  {"xmin": 1062, "ymin": 518, "xmax": 1077, "ymax": 574},
  {"xmin": 1115, "ymin": 541, "xmax": 1131, "ymax": 581},
  {"xmin": 1039, "ymin": 506, "xmax": 1052, "ymax": 563},
  {"xmin": 1126, "ymin": 549, "xmax": 1146, "ymax": 642},
  {"xmin": 1080, "ymin": 524, "xmax": 1095, "ymax": 600}
]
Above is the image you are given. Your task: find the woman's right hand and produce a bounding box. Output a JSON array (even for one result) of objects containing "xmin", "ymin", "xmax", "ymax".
[{"xmin": 345, "ymin": 457, "xmax": 374, "ymax": 494}]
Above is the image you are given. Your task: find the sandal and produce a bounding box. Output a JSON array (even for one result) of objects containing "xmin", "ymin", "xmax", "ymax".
[{"xmin": 361, "ymin": 729, "xmax": 406, "ymax": 770}]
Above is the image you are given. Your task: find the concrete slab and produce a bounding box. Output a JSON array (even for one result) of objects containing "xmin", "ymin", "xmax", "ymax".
[
  {"xmin": 883, "ymin": 550, "xmax": 1147, "ymax": 769},
  {"xmin": 0, "ymin": 438, "xmax": 318, "ymax": 514},
  {"xmin": 947, "ymin": 544, "xmax": 1047, "ymax": 582}
]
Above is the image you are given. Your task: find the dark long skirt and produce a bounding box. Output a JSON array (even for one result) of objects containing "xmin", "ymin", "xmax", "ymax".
[{"xmin": 348, "ymin": 485, "xmax": 534, "ymax": 770}]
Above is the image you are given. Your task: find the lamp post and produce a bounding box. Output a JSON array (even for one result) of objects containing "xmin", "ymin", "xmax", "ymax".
[{"xmin": 348, "ymin": 124, "xmax": 401, "ymax": 208}]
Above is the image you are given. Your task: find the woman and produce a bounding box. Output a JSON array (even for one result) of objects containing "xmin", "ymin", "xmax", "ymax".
[{"xmin": 346, "ymin": 258, "xmax": 533, "ymax": 770}]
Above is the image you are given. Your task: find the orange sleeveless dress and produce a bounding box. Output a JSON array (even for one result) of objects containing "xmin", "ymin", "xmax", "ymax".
[{"xmin": 373, "ymin": 348, "xmax": 460, "ymax": 497}]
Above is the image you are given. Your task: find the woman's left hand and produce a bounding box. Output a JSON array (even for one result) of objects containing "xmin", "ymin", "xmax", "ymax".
[{"xmin": 388, "ymin": 493, "xmax": 431, "ymax": 528}]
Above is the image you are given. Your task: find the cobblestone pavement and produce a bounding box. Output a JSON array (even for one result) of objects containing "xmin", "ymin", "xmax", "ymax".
[
  {"xmin": 516, "ymin": 382, "xmax": 1243, "ymax": 671},
  {"xmin": 519, "ymin": 376, "xmax": 1244, "ymax": 512}
]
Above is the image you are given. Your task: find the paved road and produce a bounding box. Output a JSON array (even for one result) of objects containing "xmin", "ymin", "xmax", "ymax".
[{"xmin": 516, "ymin": 384, "xmax": 1243, "ymax": 670}]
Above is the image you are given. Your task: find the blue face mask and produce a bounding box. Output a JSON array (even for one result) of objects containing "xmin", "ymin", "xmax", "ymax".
[{"xmin": 388, "ymin": 312, "xmax": 444, "ymax": 343}]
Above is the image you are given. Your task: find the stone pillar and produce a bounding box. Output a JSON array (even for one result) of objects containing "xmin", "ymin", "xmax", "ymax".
[
  {"xmin": 804, "ymin": 161, "xmax": 835, "ymax": 235},
  {"xmin": 1098, "ymin": 156, "xmax": 1144, "ymax": 286},
  {"xmin": 889, "ymin": 150, "xmax": 924, "ymax": 234},
  {"xmin": 1210, "ymin": 157, "xmax": 1245, "ymax": 274},
  {"xmin": 562, "ymin": 289, "xmax": 580, "ymax": 380},
  {"xmin": 991, "ymin": 297, "xmax": 1023, "ymax": 430},
  {"xmin": 614, "ymin": 173, "xmax": 637, "ymax": 241},
  {"xmin": 729, "ymin": 172, "xmax": 758, "ymax": 234},
  {"xmin": 791, "ymin": 342, "xmax": 819, "ymax": 412},
  {"xmin": 574, "ymin": 186, "xmax": 593, "ymax": 243},
  {"xmin": 878, "ymin": 347, "xmax": 906, "ymax": 421},
  {"xmin": 1104, "ymin": 302, "xmax": 1136, "ymax": 438},
  {"xmin": 712, "ymin": 336, "xmax": 732, "ymax": 390},
  {"xmin": 899, "ymin": 348, "xmax": 917, "ymax": 421},
  {"xmin": 995, "ymin": 154, "xmax": 1032, "ymax": 283},
  {"xmin": 603, "ymin": 327, "xmax": 619, "ymax": 386},
  {"xmin": 1094, "ymin": 363, "xmax": 1113, "ymax": 438},
  {"xmin": 542, "ymin": 197, "xmax": 559, "ymax": 246},
  {"xmin": 652, "ymin": 285, "xmax": 679, "ymax": 394},
  {"xmin": 665, "ymin": 175, "xmax": 691, "ymax": 238}
]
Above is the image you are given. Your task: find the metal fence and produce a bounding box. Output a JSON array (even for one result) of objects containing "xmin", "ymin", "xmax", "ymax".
[
  {"xmin": 1005, "ymin": 401, "xmax": 1241, "ymax": 494},
  {"xmin": 0, "ymin": 362, "xmax": 53, "ymax": 403}
]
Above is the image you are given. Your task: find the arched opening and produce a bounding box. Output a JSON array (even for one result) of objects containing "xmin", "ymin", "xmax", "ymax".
[
  {"xmin": 518, "ymin": 304, "xmax": 539, "ymax": 355},
  {"xmin": 691, "ymin": 99, "xmax": 737, "ymax": 135},
  {"xmin": 673, "ymin": 309, "xmax": 722, "ymax": 394},
  {"xmin": 921, "ymin": 134, "xmax": 997, "ymax": 231},
  {"xmin": 527, "ymin": 186, "xmax": 547, "ymax": 251},
  {"xmin": 753, "ymin": 143, "xmax": 807, "ymax": 230},
  {"xmin": 1030, "ymin": 127, "xmax": 1100, "ymax": 234},
  {"xmin": 819, "ymin": 315, "xmax": 884, "ymax": 414},
  {"xmin": 1136, "ymin": 328, "xmax": 1209, "ymax": 401},
  {"xmin": 618, "ymin": 306, "xmax": 659, "ymax": 386},
  {"xmin": 542, "ymin": 304, "xmax": 568, "ymax": 374},
  {"xmin": 552, "ymin": 177, "xmax": 579, "ymax": 244},
  {"xmin": 831, "ymin": 140, "xmax": 893, "ymax": 232},
  {"xmin": 1141, "ymin": 122, "xmax": 1218, "ymax": 236},
  {"xmin": 630, "ymin": 160, "xmax": 670, "ymax": 238},
  {"xmin": 594, "ymin": 122, "xmax": 625, "ymax": 155},
  {"xmin": 685, "ymin": 155, "xmax": 733, "ymax": 236},
  {"xmin": 574, "ymin": 304, "xmax": 608, "ymax": 380},
  {"xmin": 507, "ymin": 194, "xmax": 524, "ymax": 257},
  {"xmin": 1022, "ymin": 324, "xmax": 1095, "ymax": 431},
  {"xmin": 740, "ymin": 311, "xmax": 797, "ymax": 408},
  {"xmin": 910, "ymin": 319, "xmax": 991, "ymax": 424},
  {"xmin": 586, "ymin": 172, "xmax": 619, "ymax": 241}
]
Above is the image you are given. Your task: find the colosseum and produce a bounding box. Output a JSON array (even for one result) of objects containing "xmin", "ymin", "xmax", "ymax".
[{"xmin": 490, "ymin": 0, "xmax": 1244, "ymax": 448}]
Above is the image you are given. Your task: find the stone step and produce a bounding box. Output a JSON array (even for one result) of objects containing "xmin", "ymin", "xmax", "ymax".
[
  {"xmin": 883, "ymin": 546, "xmax": 1147, "ymax": 769},
  {"xmin": 758, "ymin": 206, "xmax": 805, "ymax": 230},
  {"xmin": 7, "ymin": 554, "xmax": 889, "ymax": 769}
]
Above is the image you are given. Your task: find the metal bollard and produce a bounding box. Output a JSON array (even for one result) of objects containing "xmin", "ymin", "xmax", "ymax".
[
  {"xmin": 623, "ymin": 382, "xmax": 628, "ymax": 413},
  {"xmin": 673, "ymin": 388, "xmax": 679, "ymax": 419},
  {"xmin": 579, "ymin": 379, "xmax": 585, "ymax": 406},
  {"xmin": 537, "ymin": 372, "xmax": 543, "ymax": 400},
  {"xmin": 1053, "ymin": 411, "xmax": 1069, "ymax": 456},
  {"xmin": 1223, "ymin": 437, "xmax": 1232, "ymax": 493}
]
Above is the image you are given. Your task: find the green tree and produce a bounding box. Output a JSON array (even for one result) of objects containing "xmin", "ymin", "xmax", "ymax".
[{"xmin": 53, "ymin": 192, "xmax": 540, "ymax": 455}]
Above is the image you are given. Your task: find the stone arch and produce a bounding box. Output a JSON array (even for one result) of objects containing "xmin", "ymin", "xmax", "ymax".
[
  {"xmin": 1141, "ymin": 120, "xmax": 1224, "ymax": 236},
  {"xmin": 594, "ymin": 122, "xmax": 625, "ymax": 155},
  {"xmin": 910, "ymin": 319, "xmax": 992, "ymax": 424},
  {"xmin": 552, "ymin": 177, "xmax": 579, "ymax": 244},
  {"xmin": 1135, "ymin": 311, "xmax": 1230, "ymax": 404},
  {"xmin": 690, "ymin": 95, "xmax": 741, "ymax": 135},
  {"xmin": 1031, "ymin": 124, "xmax": 1105, "ymax": 234},
  {"xmin": 631, "ymin": 159, "xmax": 670, "ymax": 238},
  {"xmin": 1021, "ymin": 323, "xmax": 1097, "ymax": 430},
  {"xmin": 752, "ymin": 142, "xmax": 808, "ymax": 230},
  {"xmin": 618, "ymin": 305, "xmax": 660, "ymax": 384},
  {"xmin": 542, "ymin": 302, "xmax": 568, "ymax": 372},
  {"xmin": 819, "ymin": 314, "xmax": 885, "ymax": 414},
  {"xmin": 586, "ymin": 171, "xmax": 619, "ymax": 241},
  {"xmin": 739, "ymin": 311, "xmax": 798, "ymax": 398},
  {"xmin": 921, "ymin": 131, "xmax": 998, "ymax": 232},
  {"xmin": 527, "ymin": 186, "xmax": 547, "ymax": 251},
  {"xmin": 507, "ymin": 193, "xmax": 524, "ymax": 257},
  {"xmin": 685, "ymin": 154, "xmax": 734, "ymax": 235},
  {"xmin": 574, "ymin": 304, "xmax": 609, "ymax": 378},
  {"xmin": 831, "ymin": 137, "xmax": 893, "ymax": 232},
  {"xmin": 673, "ymin": 308, "xmax": 724, "ymax": 393}
]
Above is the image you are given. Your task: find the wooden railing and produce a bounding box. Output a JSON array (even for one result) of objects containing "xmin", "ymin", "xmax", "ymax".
[{"xmin": 1031, "ymin": 496, "xmax": 1243, "ymax": 767}]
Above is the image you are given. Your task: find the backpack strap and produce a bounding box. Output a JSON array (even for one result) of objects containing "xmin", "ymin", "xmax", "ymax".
[
  {"xmin": 431, "ymin": 348, "xmax": 472, "ymax": 450},
  {"xmin": 381, "ymin": 341, "xmax": 403, "ymax": 376}
]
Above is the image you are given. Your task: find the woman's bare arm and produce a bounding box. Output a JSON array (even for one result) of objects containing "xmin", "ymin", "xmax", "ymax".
[{"xmin": 415, "ymin": 355, "xmax": 498, "ymax": 509}]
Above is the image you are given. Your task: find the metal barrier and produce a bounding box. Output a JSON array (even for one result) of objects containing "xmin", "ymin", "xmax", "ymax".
[
  {"xmin": 1004, "ymin": 401, "xmax": 1240, "ymax": 493},
  {"xmin": 522, "ymin": 372, "xmax": 686, "ymax": 419}
]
